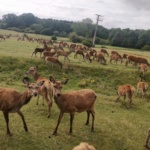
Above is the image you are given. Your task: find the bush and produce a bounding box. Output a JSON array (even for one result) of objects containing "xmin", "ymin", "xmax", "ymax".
[
  {"xmin": 51, "ymin": 36, "xmax": 57, "ymax": 41},
  {"xmin": 142, "ymin": 45, "xmax": 150, "ymax": 51},
  {"xmin": 68, "ymin": 32, "xmax": 83, "ymax": 43},
  {"xmin": 82, "ymin": 39, "xmax": 93, "ymax": 47}
]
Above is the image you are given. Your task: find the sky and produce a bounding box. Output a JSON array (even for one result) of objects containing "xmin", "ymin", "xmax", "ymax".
[{"xmin": 0, "ymin": 0, "xmax": 150, "ymax": 30}]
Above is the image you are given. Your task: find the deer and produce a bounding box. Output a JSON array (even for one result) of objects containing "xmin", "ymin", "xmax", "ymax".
[
  {"xmin": 49, "ymin": 76, "xmax": 97, "ymax": 135},
  {"xmin": 0, "ymin": 77, "xmax": 44, "ymax": 136},
  {"xmin": 74, "ymin": 49, "xmax": 85, "ymax": 60},
  {"xmin": 115, "ymin": 84, "xmax": 135, "ymax": 108},
  {"xmin": 45, "ymin": 56, "xmax": 63, "ymax": 69},
  {"xmin": 31, "ymin": 47, "xmax": 45, "ymax": 57},
  {"xmin": 137, "ymin": 63, "xmax": 149, "ymax": 77},
  {"xmin": 0, "ymin": 35, "xmax": 5, "ymax": 41},
  {"xmin": 100, "ymin": 48, "xmax": 109, "ymax": 56},
  {"xmin": 55, "ymin": 49, "xmax": 74, "ymax": 63},
  {"xmin": 26, "ymin": 66, "xmax": 54, "ymax": 117},
  {"xmin": 42, "ymin": 51, "xmax": 56, "ymax": 60},
  {"xmin": 72, "ymin": 142, "xmax": 96, "ymax": 150},
  {"xmin": 137, "ymin": 76, "xmax": 149, "ymax": 99}
]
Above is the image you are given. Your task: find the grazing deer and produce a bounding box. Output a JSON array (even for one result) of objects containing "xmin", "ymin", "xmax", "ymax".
[
  {"xmin": 31, "ymin": 47, "xmax": 45, "ymax": 57},
  {"xmin": 137, "ymin": 76, "xmax": 148, "ymax": 99},
  {"xmin": 116, "ymin": 84, "xmax": 135, "ymax": 108},
  {"xmin": 0, "ymin": 77, "xmax": 44, "ymax": 136},
  {"xmin": 49, "ymin": 76, "xmax": 96, "ymax": 135},
  {"xmin": 26, "ymin": 67, "xmax": 54, "ymax": 117},
  {"xmin": 100, "ymin": 48, "xmax": 109, "ymax": 56},
  {"xmin": 110, "ymin": 54, "xmax": 122, "ymax": 64}
]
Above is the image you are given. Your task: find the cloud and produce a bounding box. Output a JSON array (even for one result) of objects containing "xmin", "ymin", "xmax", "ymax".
[
  {"xmin": 122, "ymin": 0, "xmax": 150, "ymax": 10},
  {"xmin": 0, "ymin": 0, "xmax": 150, "ymax": 30}
]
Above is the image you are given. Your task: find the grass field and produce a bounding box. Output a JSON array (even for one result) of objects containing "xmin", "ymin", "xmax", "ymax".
[{"xmin": 0, "ymin": 29, "xmax": 150, "ymax": 150}]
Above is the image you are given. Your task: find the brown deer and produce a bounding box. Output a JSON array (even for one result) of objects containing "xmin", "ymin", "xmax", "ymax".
[
  {"xmin": 31, "ymin": 47, "xmax": 45, "ymax": 57},
  {"xmin": 55, "ymin": 49, "xmax": 74, "ymax": 62},
  {"xmin": 49, "ymin": 76, "xmax": 96, "ymax": 135},
  {"xmin": 137, "ymin": 76, "xmax": 149, "ymax": 99},
  {"xmin": 116, "ymin": 84, "xmax": 135, "ymax": 108},
  {"xmin": 110, "ymin": 54, "xmax": 122, "ymax": 64},
  {"xmin": 42, "ymin": 51, "xmax": 56, "ymax": 60},
  {"xmin": 0, "ymin": 77, "xmax": 44, "ymax": 136},
  {"xmin": 138, "ymin": 63, "xmax": 149, "ymax": 77},
  {"xmin": 26, "ymin": 67, "xmax": 54, "ymax": 117},
  {"xmin": 100, "ymin": 48, "xmax": 109, "ymax": 56},
  {"xmin": 45, "ymin": 56, "xmax": 63, "ymax": 69},
  {"xmin": 74, "ymin": 49, "xmax": 85, "ymax": 60}
]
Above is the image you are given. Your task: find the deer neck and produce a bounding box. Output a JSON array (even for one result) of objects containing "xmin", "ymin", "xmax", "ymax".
[
  {"xmin": 33, "ymin": 72, "xmax": 42, "ymax": 81},
  {"xmin": 20, "ymin": 91, "xmax": 32, "ymax": 106}
]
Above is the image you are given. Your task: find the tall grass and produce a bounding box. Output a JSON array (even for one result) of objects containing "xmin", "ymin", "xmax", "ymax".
[{"xmin": 0, "ymin": 29, "xmax": 150, "ymax": 150}]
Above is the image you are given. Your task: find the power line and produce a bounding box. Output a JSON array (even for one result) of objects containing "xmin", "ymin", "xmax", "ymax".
[{"xmin": 92, "ymin": 14, "xmax": 103, "ymax": 47}]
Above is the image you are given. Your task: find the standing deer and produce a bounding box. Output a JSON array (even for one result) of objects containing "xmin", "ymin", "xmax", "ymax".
[
  {"xmin": 26, "ymin": 67, "xmax": 54, "ymax": 117},
  {"xmin": 137, "ymin": 76, "xmax": 149, "ymax": 99},
  {"xmin": 55, "ymin": 49, "xmax": 74, "ymax": 62},
  {"xmin": 49, "ymin": 76, "xmax": 96, "ymax": 135},
  {"xmin": 31, "ymin": 47, "xmax": 45, "ymax": 57},
  {"xmin": 0, "ymin": 77, "xmax": 44, "ymax": 136},
  {"xmin": 116, "ymin": 84, "xmax": 135, "ymax": 108},
  {"xmin": 45, "ymin": 56, "xmax": 63, "ymax": 69}
]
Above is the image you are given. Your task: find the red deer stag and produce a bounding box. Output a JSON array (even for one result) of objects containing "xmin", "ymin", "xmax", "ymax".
[
  {"xmin": 26, "ymin": 67, "xmax": 54, "ymax": 117},
  {"xmin": 116, "ymin": 84, "xmax": 135, "ymax": 108},
  {"xmin": 49, "ymin": 76, "xmax": 96, "ymax": 135},
  {"xmin": 0, "ymin": 77, "xmax": 44, "ymax": 136}
]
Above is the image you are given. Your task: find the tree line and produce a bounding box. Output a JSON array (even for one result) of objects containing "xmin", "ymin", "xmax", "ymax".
[{"xmin": 0, "ymin": 13, "xmax": 150, "ymax": 50}]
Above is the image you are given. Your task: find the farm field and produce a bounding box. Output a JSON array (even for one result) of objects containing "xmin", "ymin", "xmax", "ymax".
[{"xmin": 0, "ymin": 29, "xmax": 150, "ymax": 150}]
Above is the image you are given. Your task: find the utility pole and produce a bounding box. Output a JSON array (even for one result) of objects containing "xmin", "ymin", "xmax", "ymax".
[{"xmin": 92, "ymin": 14, "xmax": 103, "ymax": 47}]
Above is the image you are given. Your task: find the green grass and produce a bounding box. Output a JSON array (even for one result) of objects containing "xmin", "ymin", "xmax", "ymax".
[{"xmin": 0, "ymin": 29, "xmax": 150, "ymax": 150}]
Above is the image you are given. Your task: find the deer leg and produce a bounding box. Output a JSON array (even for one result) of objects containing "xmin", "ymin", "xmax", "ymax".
[
  {"xmin": 47, "ymin": 99, "xmax": 53, "ymax": 118},
  {"xmin": 3, "ymin": 111, "xmax": 12, "ymax": 136},
  {"xmin": 17, "ymin": 110, "xmax": 28, "ymax": 132},
  {"xmin": 90, "ymin": 110, "xmax": 95, "ymax": 132},
  {"xmin": 145, "ymin": 128, "xmax": 150, "ymax": 148},
  {"xmin": 69, "ymin": 112, "xmax": 75, "ymax": 134},
  {"xmin": 115, "ymin": 95, "xmax": 121, "ymax": 103},
  {"xmin": 52, "ymin": 111, "xmax": 64, "ymax": 135},
  {"xmin": 85, "ymin": 111, "xmax": 90, "ymax": 125},
  {"xmin": 124, "ymin": 95, "xmax": 126, "ymax": 101}
]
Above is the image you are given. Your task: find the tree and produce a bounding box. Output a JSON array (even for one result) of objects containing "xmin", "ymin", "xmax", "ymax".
[{"xmin": 82, "ymin": 18, "xmax": 93, "ymax": 24}]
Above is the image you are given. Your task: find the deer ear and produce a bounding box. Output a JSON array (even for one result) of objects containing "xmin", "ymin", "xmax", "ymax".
[
  {"xmin": 23, "ymin": 77, "xmax": 30, "ymax": 85},
  {"xmin": 62, "ymin": 78, "xmax": 69, "ymax": 85},
  {"xmin": 49, "ymin": 76, "xmax": 55, "ymax": 83},
  {"xmin": 37, "ymin": 80, "xmax": 44, "ymax": 86}
]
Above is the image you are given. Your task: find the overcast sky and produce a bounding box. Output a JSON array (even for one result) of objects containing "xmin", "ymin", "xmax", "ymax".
[{"xmin": 0, "ymin": 0, "xmax": 150, "ymax": 30}]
